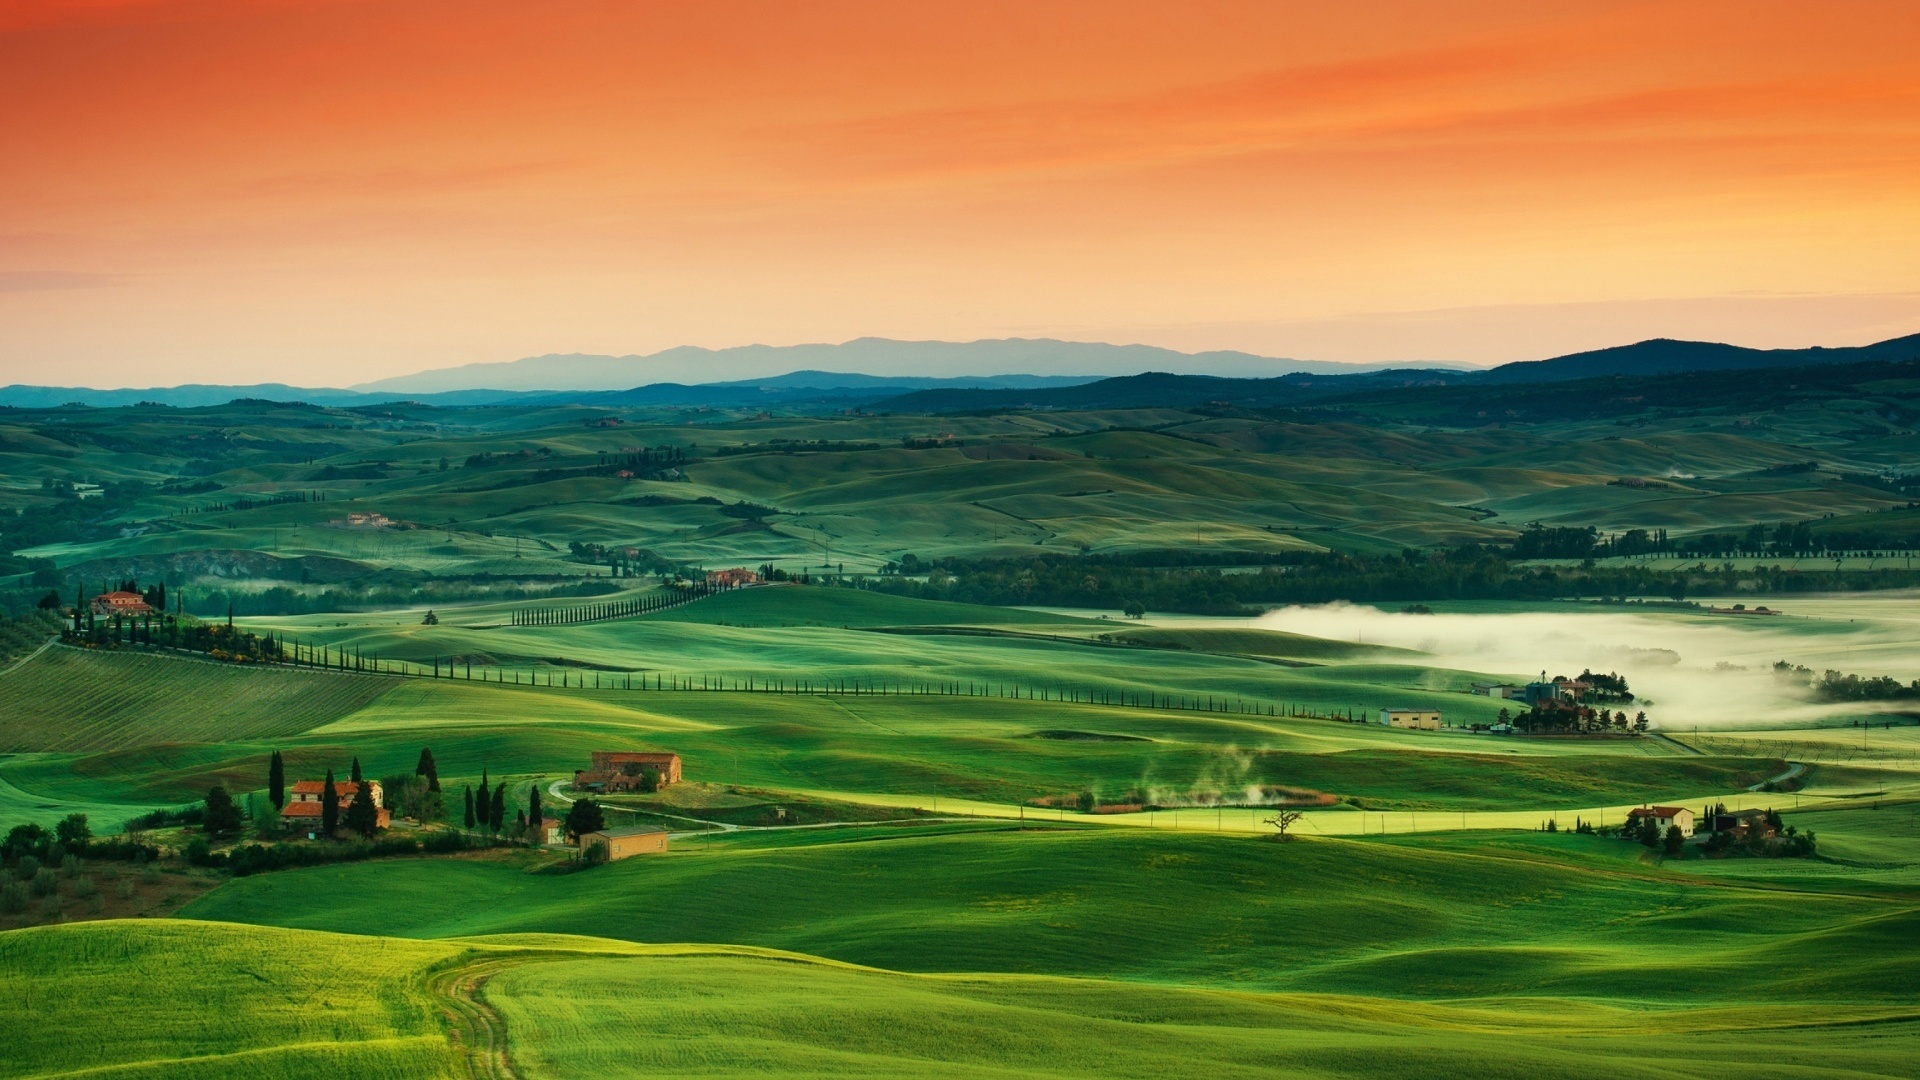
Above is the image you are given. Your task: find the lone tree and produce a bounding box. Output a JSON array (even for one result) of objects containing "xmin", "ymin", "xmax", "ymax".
[
  {"xmin": 1123, "ymin": 601, "xmax": 1146, "ymax": 619},
  {"xmin": 203, "ymin": 786, "xmax": 244, "ymax": 839},
  {"xmin": 564, "ymin": 798, "xmax": 605, "ymax": 840},
  {"xmin": 345, "ymin": 779, "xmax": 380, "ymax": 839},
  {"xmin": 463, "ymin": 785, "xmax": 477, "ymax": 830},
  {"xmin": 268, "ymin": 750, "xmax": 285, "ymax": 809},
  {"xmin": 415, "ymin": 747, "xmax": 440, "ymax": 792},
  {"xmin": 421, "ymin": 609, "xmax": 439, "ymax": 625},
  {"xmin": 1262, "ymin": 809, "xmax": 1304, "ymax": 841},
  {"xmin": 321, "ymin": 769, "xmax": 340, "ymax": 836},
  {"xmin": 54, "ymin": 813, "xmax": 91, "ymax": 848}
]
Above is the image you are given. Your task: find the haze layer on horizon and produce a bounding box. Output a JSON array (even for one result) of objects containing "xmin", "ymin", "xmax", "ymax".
[{"xmin": 3, "ymin": 0, "xmax": 1917, "ymax": 388}]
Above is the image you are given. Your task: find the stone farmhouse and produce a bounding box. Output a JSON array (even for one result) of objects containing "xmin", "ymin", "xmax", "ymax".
[
  {"xmin": 281, "ymin": 778, "xmax": 390, "ymax": 838},
  {"xmin": 573, "ymin": 751, "xmax": 683, "ymax": 792}
]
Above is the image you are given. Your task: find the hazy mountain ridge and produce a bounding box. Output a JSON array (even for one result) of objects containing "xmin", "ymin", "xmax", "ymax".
[
  {"xmin": 347, "ymin": 337, "xmax": 1396, "ymax": 393},
  {"xmin": 4, "ymin": 332, "xmax": 1915, "ymax": 410}
]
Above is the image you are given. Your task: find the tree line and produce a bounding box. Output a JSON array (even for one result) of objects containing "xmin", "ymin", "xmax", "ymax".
[{"xmin": 852, "ymin": 547, "xmax": 1920, "ymax": 614}]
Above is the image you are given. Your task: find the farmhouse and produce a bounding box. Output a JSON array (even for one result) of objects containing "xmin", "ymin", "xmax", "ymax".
[
  {"xmin": 1471, "ymin": 682, "xmax": 1522, "ymax": 699},
  {"xmin": 706, "ymin": 567, "xmax": 759, "ymax": 588},
  {"xmin": 90, "ymin": 591, "xmax": 152, "ymax": 616},
  {"xmin": 281, "ymin": 779, "xmax": 390, "ymax": 837},
  {"xmin": 539, "ymin": 817, "xmax": 566, "ymax": 845},
  {"xmin": 1379, "ymin": 708, "xmax": 1442, "ymax": 730},
  {"xmin": 573, "ymin": 750, "xmax": 683, "ymax": 792},
  {"xmin": 1710, "ymin": 808, "xmax": 1777, "ymax": 841},
  {"xmin": 1521, "ymin": 674, "xmax": 1588, "ymax": 707},
  {"xmin": 336, "ymin": 512, "xmax": 395, "ymax": 528},
  {"xmin": 1627, "ymin": 805, "xmax": 1695, "ymax": 838},
  {"xmin": 580, "ymin": 825, "xmax": 670, "ymax": 860}
]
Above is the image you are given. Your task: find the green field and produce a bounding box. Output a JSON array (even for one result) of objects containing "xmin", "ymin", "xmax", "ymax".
[
  {"xmin": 7, "ymin": 390, "xmax": 1920, "ymax": 1078},
  {"xmin": 183, "ymin": 821, "xmax": 1917, "ymax": 1001},
  {"xmin": 0, "ymin": 645, "xmax": 396, "ymax": 753},
  {"xmin": 11, "ymin": 918, "xmax": 1915, "ymax": 1080}
]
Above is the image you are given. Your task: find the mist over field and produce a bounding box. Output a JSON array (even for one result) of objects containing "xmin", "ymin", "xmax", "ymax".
[{"xmin": 1255, "ymin": 602, "xmax": 1914, "ymax": 729}]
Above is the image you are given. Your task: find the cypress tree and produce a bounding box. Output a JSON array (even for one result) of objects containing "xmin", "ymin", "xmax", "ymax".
[
  {"xmin": 528, "ymin": 783, "xmax": 543, "ymax": 839},
  {"xmin": 268, "ymin": 750, "xmax": 285, "ymax": 810},
  {"xmin": 321, "ymin": 769, "xmax": 339, "ymax": 836},
  {"xmin": 345, "ymin": 778, "xmax": 379, "ymax": 839},
  {"xmin": 489, "ymin": 782, "xmax": 506, "ymax": 833},
  {"xmin": 415, "ymin": 747, "xmax": 439, "ymax": 792},
  {"xmin": 350, "ymin": 757, "xmax": 363, "ymax": 784},
  {"xmin": 463, "ymin": 785, "xmax": 476, "ymax": 830}
]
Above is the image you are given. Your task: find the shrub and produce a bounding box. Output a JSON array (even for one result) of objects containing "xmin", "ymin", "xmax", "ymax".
[
  {"xmin": 70, "ymin": 876, "xmax": 97, "ymax": 899},
  {"xmin": 140, "ymin": 865, "xmax": 161, "ymax": 886},
  {"xmin": 116, "ymin": 877, "xmax": 137, "ymax": 900},
  {"xmin": 12, "ymin": 855, "xmax": 39, "ymax": 882},
  {"xmin": 0, "ymin": 881, "xmax": 26, "ymax": 914},
  {"xmin": 40, "ymin": 892, "xmax": 60, "ymax": 917},
  {"xmin": 61, "ymin": 853, "xmax": 82, "ymax": 878},
  {"xmin": 29, "ymin": 867, "xmax": 58, "ymax": 897}
]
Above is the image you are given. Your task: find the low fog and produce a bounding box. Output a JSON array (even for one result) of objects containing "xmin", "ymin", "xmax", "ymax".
[{"xmin": 1254, "ymin": 602, "xmax": 1917, "ymax": 730}]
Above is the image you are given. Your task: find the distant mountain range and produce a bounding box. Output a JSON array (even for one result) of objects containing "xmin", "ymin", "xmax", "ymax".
[
  {"xmin": 347, "ymin": 338, "xmax": 1408, "ymax": 393},
  {"xmin": 1, "ymin": 332, "xmax": 1913, "ymax": 411},
  {"xmin": 1480, "ymin": 333, "xmax": 1920, "ymax": 383}
]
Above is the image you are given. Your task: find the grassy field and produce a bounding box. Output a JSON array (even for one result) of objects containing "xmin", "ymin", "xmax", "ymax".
[
  {"xmin": 0, "ymin": 920, "xmax": 463, "ymax": 1079},
  {"xmin": 8, "ymin": 919, "xmax": 1914, "ymax": 1080},
  {"xmin": 183, "ymin": 821, "xmax": 1917, "ymax": 1000},
  {"xmin": 483, "ymin": 945, "xmax": 1920, "ymax": 1080},
  {"xmin": 0, "ymin": 645, "xmax": 395, "ymax": 753},
  {"xmin": 8, "ymin": 392, "xmax": 1920, "ymax": 1076},
  {"xmin": 10, "ymin": 390, "xmax": 1918, "ymax": 584}
]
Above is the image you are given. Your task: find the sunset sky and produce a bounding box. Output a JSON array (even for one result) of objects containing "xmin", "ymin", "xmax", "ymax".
[{"xmin": 3, "ymin": 0, "xmax": 1917, "ymax": 387}]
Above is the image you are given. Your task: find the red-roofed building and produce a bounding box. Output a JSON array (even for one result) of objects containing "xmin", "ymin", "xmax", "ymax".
[
  {"xmin": 282, "ymin": 779, "xmax": 390, "ymax": 837},
  {"xmin": 705, "ymin": 567, "xmax": 758, "ymax": 588},
  {"xmin": 1627, "ymin": 805, "xmax": 1694, "ymax": 838},
  {"xmin": 573, "ymin": 751, "xmax": 682, "ymax": 792},
  {"xmin": 91, "ymin": 591, "xmax": 152, "ymax": 617}
]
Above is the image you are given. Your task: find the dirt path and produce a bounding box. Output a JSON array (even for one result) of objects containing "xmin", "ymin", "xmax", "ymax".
[
  {"xmin": 1651, "ymin": 733, "xmax": 1706, "ymax": 756},
  {"xmin": 0, "ymin": 637, "xmax": 56, "ymax": 678},
  {"xmin": 1749, "ymin": 761, "xmax": 1806, "ymax": 791},
  {"xmin": 430, "ymin": 956, "xmax": 522, "ymax": 1080}
]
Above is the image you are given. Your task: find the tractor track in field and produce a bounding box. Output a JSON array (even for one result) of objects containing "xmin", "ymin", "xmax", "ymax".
[
  {"xmin": 0, "ymin": 636, "xmax": 57, "ymax": 677},
  {"xmin": 431, "ymin": 955, "xmax": 526, "ymax": 1080}
]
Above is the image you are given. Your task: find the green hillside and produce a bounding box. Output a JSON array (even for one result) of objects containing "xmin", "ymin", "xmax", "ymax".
[
  {"xmin": 0, "ymin": 645, "xmax": 394, "ymax": 752},
  {"xmin": 10, "ymin": 919, "xmax": 1914, "ymax": 1080}
]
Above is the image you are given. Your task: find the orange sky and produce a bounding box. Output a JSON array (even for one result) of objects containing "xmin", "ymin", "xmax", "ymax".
[{"xmin": 2, "ymin": 0, "xmax": 1917, "ymax": 386}]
